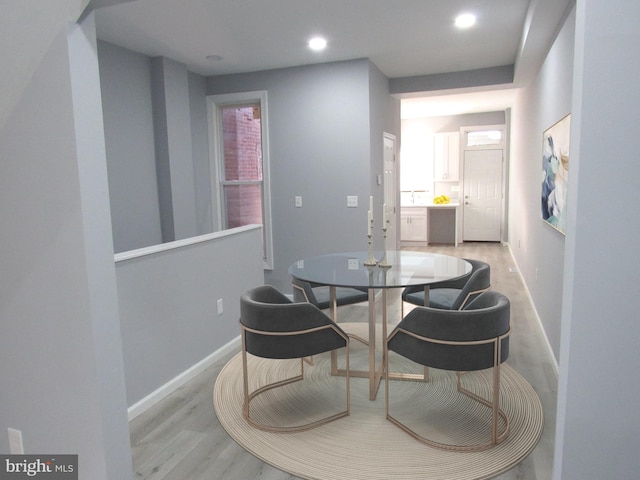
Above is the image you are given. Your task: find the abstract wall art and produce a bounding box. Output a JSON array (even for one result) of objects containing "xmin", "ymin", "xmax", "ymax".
[{"xmin": 541, "ymin": 113, "xmax": 571, "ymax": 234}]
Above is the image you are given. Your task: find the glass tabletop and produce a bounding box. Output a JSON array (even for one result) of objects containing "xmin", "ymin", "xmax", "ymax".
[{"xmin": 288, "ymin": 251, "xmax": 471, "ymax": 289}]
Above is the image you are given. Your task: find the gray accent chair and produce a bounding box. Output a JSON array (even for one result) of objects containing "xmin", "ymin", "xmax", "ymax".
[
  {"xmin": 401, "ymin": 258, "xmax": 490, "ymax": 314},
  {"xmin": 240, "ymin": 285, "xmax": 350, "ymax": 433},
  {"xmin": 385, "ymin": 290, "xmax": 511, "ymax": 451},
  {"xmin": 292, "ymin": 276, "xmax": 369, "ymax": 311}
]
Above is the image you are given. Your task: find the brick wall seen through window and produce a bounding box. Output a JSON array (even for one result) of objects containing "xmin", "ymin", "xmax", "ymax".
[{"xmin": 222, "ymin": 105, "xmax": 263, "ymax": 229}]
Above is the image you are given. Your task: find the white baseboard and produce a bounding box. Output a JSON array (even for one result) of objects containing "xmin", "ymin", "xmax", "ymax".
[
  {"xmin": 127, "ymin": 335, "xmax": 241, "ymax": 421},
  {"xmin": 506, "ymin": 244, "xmax": 560, "ymax": 378}
]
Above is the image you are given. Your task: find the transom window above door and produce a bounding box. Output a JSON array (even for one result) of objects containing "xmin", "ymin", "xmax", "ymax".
[{"xmin": 466, "ymin": 129, "xmax": 503, "ymax": 147}]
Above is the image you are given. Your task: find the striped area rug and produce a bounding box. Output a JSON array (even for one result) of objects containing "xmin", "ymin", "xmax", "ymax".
[{"xmin": 214, "ymin": 323, "xmax": 543, "ymax": 480}]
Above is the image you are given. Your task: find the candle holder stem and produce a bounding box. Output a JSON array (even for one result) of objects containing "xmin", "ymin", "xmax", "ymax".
[
  {"xmin": 364, "ymin": 234, "xmax": 377, "ymax": 266},
  {"xmin": 379, "ymin": 226, "xmax": 391, "ymax": 268}
]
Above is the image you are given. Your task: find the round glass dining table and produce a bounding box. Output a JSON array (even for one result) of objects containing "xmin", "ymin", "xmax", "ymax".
[{"xmin": 289, "ymin": 250, "xmax": 471, "ymax": 399}]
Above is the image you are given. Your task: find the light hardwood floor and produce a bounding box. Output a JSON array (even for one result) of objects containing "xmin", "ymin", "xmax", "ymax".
[{"xmin": 129, "ymin": 242, "xmax": 558, "ymax": 480}]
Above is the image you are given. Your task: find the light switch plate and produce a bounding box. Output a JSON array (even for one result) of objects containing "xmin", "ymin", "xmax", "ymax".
[{"xmin": 295, "ymin": 196, "xmax": 302, "ymax": 207}]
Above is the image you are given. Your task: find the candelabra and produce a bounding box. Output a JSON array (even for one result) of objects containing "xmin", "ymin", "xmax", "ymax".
[{"xmin": 364, "ymin": 196, "xmax": 377, "ymax": 266}]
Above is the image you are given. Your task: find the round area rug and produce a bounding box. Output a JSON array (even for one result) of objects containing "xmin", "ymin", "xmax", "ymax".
[{"xmin": 214, "ymin": 323, "xmax": 543, "ymax": 480}]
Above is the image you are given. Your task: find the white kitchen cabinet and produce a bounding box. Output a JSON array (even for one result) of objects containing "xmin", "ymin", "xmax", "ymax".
[
  {"xmin": 433, "ymin": 132, "xmax": 460, "ymax": 181},
  {"xmin": 400, "ymin": 119, "xmax": 434, "ymax": 192},
  {"xmin": 400, "ymin": 207, "xmax": 427, "ymax": 242}
]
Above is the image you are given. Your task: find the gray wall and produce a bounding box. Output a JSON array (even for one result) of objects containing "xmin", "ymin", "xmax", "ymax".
[
  {"xmin": 115, "ymin": 227, "xmax": 263, "ymax": 406},
  {"xmin": 98, "ymin": 41, "xmax": 163, "ymax": 252},
  {"xmin": 98, "ymin": 42, "xmax": 212, "ymax": 252},
  {"xmin": 508, "ymin": 2, "xmax": 640, "ymax": 477},
  {"xmin": 207, "ymin": 59, "xmax": 400, "ymax": 290},
  {"xmin": 509, "ymin": 7, "xmax": 575, "ymax": 360},
  {"xmin": 189, "ymin": 71, "xmax": 215, "ymax": 234},
  {"xmin": 150, "ymin": 56, "xmax": 198, "ymax": 242},
  {"xmin": 554, "ymin": 1, "xmax": 640, "ymax": 478},
  {"xmin": 390, "ymin": 65, "xmax": 514, "ymax": 95},
  {"xmin": 0, "ymin": 15, "xmax": 132, "ymax": 480}
]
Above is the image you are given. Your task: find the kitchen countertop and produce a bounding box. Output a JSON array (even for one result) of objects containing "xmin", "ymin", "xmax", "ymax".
[{"xmin": 401, "ymin": 202, "xmax": 460, "ymax": 208}]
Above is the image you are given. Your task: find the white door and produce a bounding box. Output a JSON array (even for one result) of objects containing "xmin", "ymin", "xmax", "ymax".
[
  {"xmin": 383, "ymin": 133, "xmax": 398, "ymax": 250},
  {"xmin": 463, "ymin": 149, "xmax": 503, "ymax": 241}
]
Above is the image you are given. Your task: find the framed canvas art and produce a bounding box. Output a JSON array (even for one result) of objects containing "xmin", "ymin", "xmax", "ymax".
[{"xmin": 541, "ymin": 114, "xmax": 571, "ymax": 234}]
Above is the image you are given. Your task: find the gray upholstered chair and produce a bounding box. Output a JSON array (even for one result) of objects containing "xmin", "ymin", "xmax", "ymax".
[
  {"xmin": 240, "ymin": 285, "xmax": 350, "ymax": 433},
  {"xmin": 385, "ymin": 290, "xmax": 511, "ymax": 451},
  {"xmin": 292, "ymin": 277, "xmax": 369, "ymax": 349},
  {"xmin": 292, "ymin": 276, "xmax": 368, "ymax": 312},
  {"xmin": 401, "ymin": 258, "xmax": 490, "ymax": 314}
]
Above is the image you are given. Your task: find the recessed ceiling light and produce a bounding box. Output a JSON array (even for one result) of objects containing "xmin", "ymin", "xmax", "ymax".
[
  {"xmin": 455, "ymin": 13, "xmax": 476, "ymax": 29},
  {"xmin": 308, "ymin": 37, "xmax": 327, "ymax": 51}
]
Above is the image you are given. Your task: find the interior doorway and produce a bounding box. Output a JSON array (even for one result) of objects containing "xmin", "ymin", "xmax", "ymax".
[{"xmin": 383, "ymin": 133, "xmax": 398, "ymax": 249}]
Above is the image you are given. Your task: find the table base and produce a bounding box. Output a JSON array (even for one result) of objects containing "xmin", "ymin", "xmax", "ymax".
[{"xmin": 329, "ymin": 286, "xmax": 430, "ymax": 400}]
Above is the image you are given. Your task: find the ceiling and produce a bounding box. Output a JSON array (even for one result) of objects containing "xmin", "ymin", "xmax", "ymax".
[
  {"xmin": 95, "ymin": 0, "xmax": 530, "ymax": 79},
  {"xmin": 93, "ymin": 0, "xmax": 572, "ymax": 117}
]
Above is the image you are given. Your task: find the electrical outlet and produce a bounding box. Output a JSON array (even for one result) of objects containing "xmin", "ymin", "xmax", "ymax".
[
  {"xmin": 217, "ymin": 299, "xmax": 224, "ymax": 315},
  {"xmin": 295, "ymin": 196, "xmax": 302, "ymax": 208},
  {"xmin": 8, "ymin": 428, "xmax": 24, "ymax": 454},
  {"xmin": 347, "ymin": 196, "xmax": 358, "ymax": 208}
]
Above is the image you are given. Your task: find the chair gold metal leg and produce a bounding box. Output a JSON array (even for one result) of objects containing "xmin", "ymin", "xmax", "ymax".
[
  {"xmin": 241, "ymin": 319, "xmax": 351, "ymax": 433},
  {"xmin": 330, "ymin": 286, "xmax": 338, "ymax": 374},
  {"xmin": 368, "ymin": 287, "xmax": 378, "ymax": 400},
  {"xmin": 387, "ymin": 333, "xmax": 510, "ymax": 451},
  {"xmin": 456, "ymin": 368, "xmax": 510, "ymax": 448},
  {"xmin": 241, "ymin": 331, "xmax": 250, "ymax": 419},
  {"xmin": 244, "ymin": 352, "xmax": 351, "ymax": 433},
  {"xmin": 423, "ymin": 286, "xmax": 430, "ymax": 382}
]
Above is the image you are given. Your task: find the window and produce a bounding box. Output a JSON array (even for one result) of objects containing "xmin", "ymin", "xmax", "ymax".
[
  {"xmin": 209, "ymin": 91, "xmax": 273, "ymax": 269},
  {"xmin": 221, "ymin": 104, "xmax": 263, "ymax": 228},
  {"xmin": 466, "ymin": 129, "xmax": 503, "ymax": 147}
]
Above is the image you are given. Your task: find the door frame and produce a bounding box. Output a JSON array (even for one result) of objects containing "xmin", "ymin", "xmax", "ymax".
[
  {"xmin": 460, "ymin": 124, "xmax": 508, "ymax": 243},
  {"xmin": 383, "ymin": 132, "xmax": 398, "ymax": 250}
]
